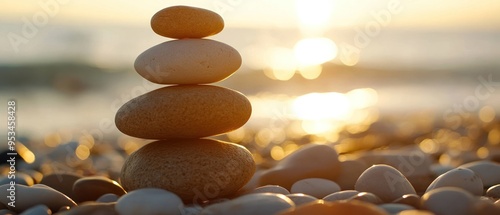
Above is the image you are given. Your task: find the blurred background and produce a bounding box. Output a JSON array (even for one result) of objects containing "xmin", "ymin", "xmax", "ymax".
[{"xmin": 1, "ymin": 0, "xmax": 500, "ymax": 173}]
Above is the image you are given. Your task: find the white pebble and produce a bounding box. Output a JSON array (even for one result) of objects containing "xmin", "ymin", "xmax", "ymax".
[
  {"xmin": 116, "ymin": 188, "xmax": 183, "ymax": 215},
  {"xmin": 290, "ymin": 178, "xmax": 340, "ymax": 198}
]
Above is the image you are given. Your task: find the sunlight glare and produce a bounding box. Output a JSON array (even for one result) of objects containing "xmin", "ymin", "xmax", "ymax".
[
  {"xmin": 296, "ymin": 0, "xmax": 334, "ymax": 30},
  {"xmin": 267, "ymin": 47, "xmax": 297, "ymax": 81},
  {"xmin": 292, "ymin": 92, "xmax": 351, "ymax": 121},
  {"xmin": 298, "ymin": 65, "xmax": 322, "ymax": 80},
  {"xmin": 294, "ymin": 38, "xmax": 338, "ymax": 66}
]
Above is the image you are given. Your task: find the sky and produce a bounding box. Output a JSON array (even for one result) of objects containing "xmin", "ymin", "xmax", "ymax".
[{"xmin": 2, "ymin": 0, "xmax": 500, "ymax": 29}]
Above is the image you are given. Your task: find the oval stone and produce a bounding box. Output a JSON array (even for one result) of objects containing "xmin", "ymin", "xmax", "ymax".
[
  {"xmin": 115, "ymin": 85, "xmax": 251, "ymax": 139},
  {"xmin": 421, "ymin": 187, "xmax": 475, "ymax": 215},
  {"xmin": 134, "ymin": 39, "xmax": 241, "ymax": 84},
  {"xmin": 73, "ymin": 176, "xmax": 126, "ymax": 202},
  {"xmin": 355, "ymin": 164, "xmax": 417, "ymax": 203},
  {"xmin": 151, "ymin": 6, "xmax": 224, "ymax": 39},
  {"xmin": 120, "ymin": 139, "xmax": 255, "ymax": 202},
  {"xmin": 425, "ymin": 167, "xmax": 483, "ymax": 196}
]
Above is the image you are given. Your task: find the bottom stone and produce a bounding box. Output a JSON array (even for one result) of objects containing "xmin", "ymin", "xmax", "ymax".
[{"xmin": 119, "ymin": 139, "xmax": 255, "ymax": 204}]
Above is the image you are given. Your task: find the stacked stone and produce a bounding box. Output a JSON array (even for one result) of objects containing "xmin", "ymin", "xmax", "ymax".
[{"xmin": 115, "ymin": 6, "xmax": 255, "ymax": 203}]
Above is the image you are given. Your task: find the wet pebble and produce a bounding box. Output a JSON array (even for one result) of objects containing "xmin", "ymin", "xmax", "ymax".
[
  {"xmin": 323, "ymin": 190, "xmax": 360, "ymax": 201},
  {"xmin": 285, "ymin": 194, "xmax": 317, "ymax": 206},
  {"xmin": 250, "ymin": 185, "xmax": 289, "ymax": 195}
]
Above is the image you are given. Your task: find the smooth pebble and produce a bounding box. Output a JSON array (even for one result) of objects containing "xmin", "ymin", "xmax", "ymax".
[
  {"xmin": 355, "ymin": 164, "xmax": 417, "ymax": 202},
  {"xmin": 200, "ymin": 193, "xmax": 294, "ymax": 215},
  {"xmin": 116, "ymin": 188, "xmax": 183, "ymax": 215},
  {"xmin": 0, "ymin": 184, "xmax": 76, "ymax": 213},
  {"xmin": 60, "ymin": 203, "xmax": 117, "ymax": 215},
  {"xmin": 323, "ymin": 190, "xmax": 359, "ymax": 201},
  {"xmin": 285, "ymin": 194, "xmax": 317, "ymax": 206},
  {"xmin": 19, "ymin": 204, "xmax": 51, "ymax": 215},
  {"xmin": 421, "ymin": 187, "xmax": 475, "ymax": 215},
  {"xmin": 120, "ymin": 139, "xmax": 255, "ymax": 202},
  {"xmin": 378, "ymin": 203, "xmax": 414, "ymax": 214},
  {"xmin": 259, "ymin": 144, "xmax": 341, "ymax": 189},
  {"xmin": 460, "ymin": 161, "xmax": 500, "ymax": 188},
  {"xmin": 486, "ymin": 184, "xmax": 500, "ymax": 198},
  {"xmin": 290, "ymin": 178, "xmax": 340, "ymax": 198},
  {"xmin": 116, "ymin": 85, "xmax": 251, "ymax": 139},
  {"xmin": 151, "ymin": 6, "xmax": 224, "ymax": 39},
  {"xmin": 134, "ymin": 39, "xmax": 241, "ymax": 85},
  {"xmin": 392, "ymin": 194, "xmax": 421, "ymax": 209},
  {"xmin": 349, "ymin": 192, "xmax": 384, "ymax": 205},
  {"xmin": 425, "ymin": 167, "xmax": 483, "ymax": 196},
  {"xmin": 250, "ymin": 185, "xmax": 289, "ymax": 195},
  {"xmin": 277, "ymin": 200, "xmax": 388, "ymax": 215},
  {"xmin": 73, "ymin": 176, "xmax": 126, "ymax": 202},
  {"xmin": 96, "ymin": 193, "xmax": 120, "ymax": 203}
]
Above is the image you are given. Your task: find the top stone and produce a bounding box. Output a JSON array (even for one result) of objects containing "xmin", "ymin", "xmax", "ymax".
[{"xmin": 151, "ymin": 6, "xmax": 224, "ymax": 39}]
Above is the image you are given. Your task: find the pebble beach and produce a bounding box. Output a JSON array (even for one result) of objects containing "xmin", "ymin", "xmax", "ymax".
[{"xmin": 2, "ymin": 4, "xmax": 500, "ymax": 215}]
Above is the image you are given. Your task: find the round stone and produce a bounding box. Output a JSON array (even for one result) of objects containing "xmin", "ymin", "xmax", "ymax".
[
  {"xmin": 115, "ymin": 85, "xmax": 251, "ymax": 139},
  {"xmin": 425, "ymin": 167, "xmax": 483, "ymax": 196},
  {"xmin": 355, "ymin": 164, "xmax": 417, "ymax": 203},
  {"xmin": 134, "ymin": 39, "xmax": 241, "ymax": 85},
  {"xmin": 290, "ymin": 178, "xmax": 340, "ymax": 198},
  {"xmin": 116, "ymin": 188, "xmax": 182, "ymax": 215},
  {"xmin": 151, "ymin": 6, "xmax": 224, "ymax": 39},
  {"xmin": 73, "ymin": 176, "xmax": 126, "ymax": 202},
  {"xmin": 120, "ymin": 139, "xmax": 255, "ymax": 203}
]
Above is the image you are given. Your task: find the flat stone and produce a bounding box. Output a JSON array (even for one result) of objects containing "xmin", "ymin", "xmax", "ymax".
[
  {"xmin": 120, "ymin": 139, "xmax": 255, "ymax": 203},
  {"xmin": 355, "ymin": 164, "xmax": 417, "ymax": 203},
  {"xmin": 73, "ymin": 176, "xmax": 126, "ymax": 202},
  {"xmin": 259, "ymin": 144, "xmax": 341, "ymax": 190},
  {"xmin": 151, "ymin": 6, "xmax": 224, "ymax": 39},
  {"xmin": 115, "ymin": 85, "xmax": 251, "ymax": 139},
  {"xmin": 134, "ymin": 39, "xmax": 241, "ymax": 84},
  {"xmin": 116, "ymin": 189, "xmax": 182, "ymax": 215}
]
